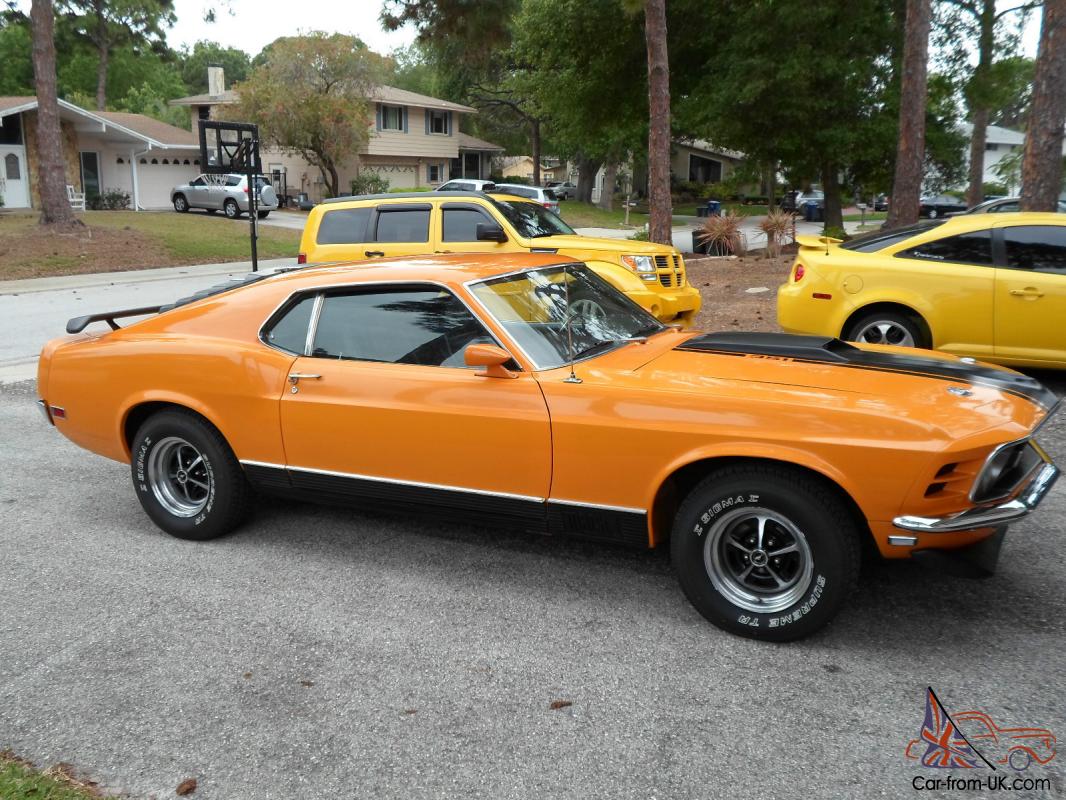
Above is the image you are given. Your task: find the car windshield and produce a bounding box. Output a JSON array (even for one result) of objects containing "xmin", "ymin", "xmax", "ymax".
[
  {"xmin": 469, "ymin": 264, "xmax": 664, "ymax": 369},
  {"xmin": 486, "ymin": 197, "xmax": 574, "ymax": 238},
  {"xmin": 839, "ymin": 221, "xmax": 945, "ymax": 252}
]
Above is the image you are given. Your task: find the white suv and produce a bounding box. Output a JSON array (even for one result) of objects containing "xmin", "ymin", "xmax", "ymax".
[
  {"xmin": 491, "ymin": 183, "xmax": 561, "ymax": 213},
  {"xmin": 435, "ymin": 179, "xmax": 497, "ymax": 192}
]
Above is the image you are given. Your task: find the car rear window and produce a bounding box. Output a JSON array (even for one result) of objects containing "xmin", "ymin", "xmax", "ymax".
[
  {"xmin": 543, "ymin": 189, "xmax": 558, "ymax": 201},
  {"xmin": 375, "ymin": 208, "xmax": 430, "ymax": 242},
  {"xmin": 897, "ymin": 229, "xmax": 994, "ymax": 266},
  {"xmin": 316, "ymin": 208, "xmax": 372, "ymax": 245},
  {"xmin": 840, "ymin": 221, "xmax": 945, "ymax": 253},
  {"xmin": 502, "ymin": 186, "xmax": 536, "ymax": 199}
]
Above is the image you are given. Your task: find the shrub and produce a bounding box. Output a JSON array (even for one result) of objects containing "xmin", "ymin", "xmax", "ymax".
[
  {"xmin": 501, "ymin": 174, "xmax": 531, "ymax": 185},
  {"xmin": 388, "ymin": 186, "xmax": 432, "ymax": 192},
  {"xmin": 757, "ymin": 209, "xmax": 796, "ymax": 259},
  {"xmin": 982, "ymin": 182, "xmax": 1009, "ymax": 197},
  {"xmin": 87, "ymin": 188, "xmax": 130, "ymax": 210},
  {"xmin": 824, "ymin": 225, "xmax": 849, "ymax": 242},
  {"xmin": 629, "ymin": 228, "xmax": 650, "ymax": 241},
  {"xmin": 350, "ymin": 171, "xmax": 390, "ymax": 196},
  {"xmin": 696, "ymin": 210, "xmax": 745, "ymax": 256}
]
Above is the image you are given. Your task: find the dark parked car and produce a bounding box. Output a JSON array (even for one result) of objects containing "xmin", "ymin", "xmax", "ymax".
[
  {"xmin": 872, "ymin": 194, "xmax": 889, "ymax": 212},
  {"xmin": 919, "ymin": 194, "xmax": 968, "ymax": 219},
  {"xmin": 951, "ymin": 196, "xmax": 1066, "ymax": 216}
]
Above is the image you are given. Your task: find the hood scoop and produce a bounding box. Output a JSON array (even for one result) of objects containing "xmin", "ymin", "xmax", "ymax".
[{"xmin": 676, "ymin": 332, "xmax": 1058, "ymax": 410}]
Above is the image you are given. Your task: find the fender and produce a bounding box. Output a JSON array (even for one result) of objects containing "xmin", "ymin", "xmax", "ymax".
[
  {"xmin": 579, "ymin": 258, "xmax": 651, "ymax": 294},
  {"xmin": 829, "ymin": 289, "xmax": 932, "ymax": 339},
  {"xmin": 117, "ymin": 389, "xmax": 233, "ymax": 462}
]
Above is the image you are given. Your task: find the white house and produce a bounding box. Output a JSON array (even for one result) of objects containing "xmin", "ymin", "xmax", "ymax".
[{"xmin": 0, "ymin": 96, "xmax": 201, "ymax": 210}]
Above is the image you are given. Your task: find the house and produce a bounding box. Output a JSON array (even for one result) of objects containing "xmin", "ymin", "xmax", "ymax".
[
  {"xmin": 494, "ymin": 155, "xmax": 568, "ymax": 183},
  {"xmin": 0, "ymin": 96, "xmax": 202, "ymax": 210},
  {"xmin": 169, "ymin": 68, "xmax": 504, "ymax": 201},
  {"xmin": 671, "ymin": 139, "xmax": 745, "ymax": 186}
]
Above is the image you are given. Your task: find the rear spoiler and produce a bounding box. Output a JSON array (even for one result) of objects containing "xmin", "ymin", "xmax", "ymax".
[
  {"xmin": 66, "ymin": 305, "xmax": 163, "ymax": 334},
  {"xmin": 796, "ymin": 234, "xmax": 842, "ymax": 249}
]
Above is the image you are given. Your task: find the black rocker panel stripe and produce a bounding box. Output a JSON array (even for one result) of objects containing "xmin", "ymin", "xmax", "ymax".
[
  {"xmin": 677, "ymin": 332, "xmax": 1058, "ymax": 410},
  {"xmin": 241, "ymin": 463, "xmax": 650, "ymax": 547}
]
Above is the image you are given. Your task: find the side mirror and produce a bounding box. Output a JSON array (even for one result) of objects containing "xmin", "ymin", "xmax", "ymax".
[
  {"xmin": 465, "ymin": 343, "xmax": 518, "ymax": 379},
  {"xmin": 476, "ymin": 222, "xmax": 507, "ymax": 243}
]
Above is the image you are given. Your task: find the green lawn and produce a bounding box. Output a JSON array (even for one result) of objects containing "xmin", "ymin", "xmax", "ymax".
[
  {"xmin": 0, "ymin": 210, "xmax": 300, "ymax": 280},
  {"xmin": 557, "ymin": 201, "xmax": 686, "ymax": 229},
  {"xmin": 843, "ymin": 210, "xmax": 887, "ymax": 222},
  {"xmin": 0, "ymin": 754, "xmax": 116, "ymax": 799}
]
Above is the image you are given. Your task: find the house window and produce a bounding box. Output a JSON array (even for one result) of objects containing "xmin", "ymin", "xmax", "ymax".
[
  {"xmin": 0, "ymin": 114, "xmax": 23, "ymax": 145},
  {"xmin": 381, "ymin": 105, "xmax": 404, "ymax": 131},
  {"xmin": 5, "ymin": 153, "xmax": 20, "ymax": 180},
  {"xmin": 116, "ymin": 157, "xmax": 124, "ymax": 164},
  {"xmin": 985, "ymin": 143, "xmax": 999, "ymax": 152},
  {"xmin": 428, "ymin": 163, "xmax": 442, "ymax": 183},
  {"xmin": 428, "ymin": 110, "xmax": 449, "ymax": 135},
  {"xmin": 197, "ymin": 106, "xmax": 210, "ymax": 121},
  {"xmin": 688, "ymin": 154, "xmax": 722, "ymax": 183}
]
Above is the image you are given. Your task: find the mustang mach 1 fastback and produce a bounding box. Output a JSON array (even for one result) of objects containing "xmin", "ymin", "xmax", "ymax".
[{"xmin": 38, "ymin": 253, "xmax": 1060, "ymax": 641}]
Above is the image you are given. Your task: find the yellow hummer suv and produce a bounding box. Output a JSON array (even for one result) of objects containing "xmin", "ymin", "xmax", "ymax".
[{"xmin": 297, "ymin": 191, "xmax": 700, "ymax": 323}]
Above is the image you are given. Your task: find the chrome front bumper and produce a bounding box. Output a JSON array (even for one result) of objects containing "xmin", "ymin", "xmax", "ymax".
[{"xmin": 893, "ymin": 462, "xmax": 1059, "ymax": 533}]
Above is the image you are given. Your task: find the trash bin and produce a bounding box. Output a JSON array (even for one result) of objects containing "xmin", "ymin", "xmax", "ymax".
[{"xmin": 706, "ymin": 199, "xmax": 722, "ymax": 216}]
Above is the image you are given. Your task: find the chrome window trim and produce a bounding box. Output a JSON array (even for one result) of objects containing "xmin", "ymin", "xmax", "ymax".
[
  {"xmin": 257, "ymin": 279, "xmax": 521, "ymax": 371},
  {"xmin": 240, "ymin": 460, "xmax": 648, "ymax": 515}
]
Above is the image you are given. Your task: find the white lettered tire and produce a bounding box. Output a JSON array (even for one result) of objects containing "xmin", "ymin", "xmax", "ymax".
[{"xmin": 671, "ymin": 464, "xmax": 860, "ymax": 641}]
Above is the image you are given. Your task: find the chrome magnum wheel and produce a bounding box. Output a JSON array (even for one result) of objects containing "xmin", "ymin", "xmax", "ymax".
[
  {"xmin": 147, "ymin": 436, "xmax": 211, "ymax": 517},
  {"xmin": 131, "ymin": 409, "xmax": 251, "ymax": 540},
  {"xmin": 703, "ymin": 508, "xmax": 814, "ymax": 614},
  {"xmin": 671, "ymin": 464, "xmax": 860, "ymax": 642}
]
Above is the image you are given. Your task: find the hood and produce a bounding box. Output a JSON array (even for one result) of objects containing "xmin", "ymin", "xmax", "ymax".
[
  {"xmin": 532, "ymin": 234, "xmax": 676, "ymax": 257},
  {"xmin": 620, "ymin": 332, "xmax": 1052, "ymax": 441}
]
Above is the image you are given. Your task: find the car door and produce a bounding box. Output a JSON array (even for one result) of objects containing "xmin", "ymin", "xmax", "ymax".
[
  {"xmin": 364, "ymin": 203, "xmax": 434, "ymax": 259},
  {"xmin": 185, "ymin": 175, "xmax": 207, "ymax": 208},
  {"xmin": 889, "ymin": 227, "xmax": 996, "ymax": 357},
  {"xmin": 276, "ymin": 284, "xmax": 552, "ymax": 521},
  {"xmin": 993, "ymin": 223, "xmax": 1066, "ymax": 365},
  {"xmin": 435, "ymin": 202, "xmax": 513, "ymax": 255}
]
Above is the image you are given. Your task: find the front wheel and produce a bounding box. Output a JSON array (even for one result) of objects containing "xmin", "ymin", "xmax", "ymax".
[
  {"xmin": 131, "ymin": 410, "xmax": 252, "ymax": 540},
  {"xmin": 173, "ymin": 194, "xmax": 188, "ymax": 213},
  {"xmin": 671, "ymin": 464, "xmax": 860, "ymax": 641},
  {"xmin": 927, "ymin": 208, "xmax": 939, "ymax": 219},
  {"xmin": 844, "ymin": 310, "xmax": 927, "ymax": 349},
  {"xmin": 224, "ymin": 199, "xmax": 241, "ymax": 219}
]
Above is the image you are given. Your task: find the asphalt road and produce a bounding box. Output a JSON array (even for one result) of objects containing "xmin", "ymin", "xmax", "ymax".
[{"xmin": 2, "ymin": 374, "xmax": 1065, "ymax": 800}]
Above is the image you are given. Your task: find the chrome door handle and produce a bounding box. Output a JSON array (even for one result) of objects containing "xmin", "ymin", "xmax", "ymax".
[
  {"xmin": 288, "ymin": 373, "xmax": 321, "ymax": 384},
  {"xmin": 1009, "ymin": 288, "xmax": 1044, "ymax": 298},
  {"xmin": 364, "ymin": 250, "xmax": 385, "ymax": 257}
]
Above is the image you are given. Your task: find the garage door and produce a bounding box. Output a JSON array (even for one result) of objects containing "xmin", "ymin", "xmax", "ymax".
[
  {"xmin": 384, "ymin": 166, "xmax": 419, "ymax": 190},
  {"xmin": 136, "ymin": 155, "xmax": 201, "ymax": 209}
]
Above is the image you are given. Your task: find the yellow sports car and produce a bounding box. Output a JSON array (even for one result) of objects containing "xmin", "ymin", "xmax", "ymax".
[{"xmin": 777, "ymin": 212, "xmax": 1066, "ymax": 369}]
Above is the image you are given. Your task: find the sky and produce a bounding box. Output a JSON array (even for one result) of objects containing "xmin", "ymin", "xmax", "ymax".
[{"xmin": 164, "ymin": 0, "xmax": 416, "ymax": 57}]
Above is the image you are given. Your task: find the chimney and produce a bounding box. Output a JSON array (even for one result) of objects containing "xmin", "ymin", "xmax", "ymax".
[{"xmin": 207, "ymin": 66, "xmax": 226, "ymax": 97}]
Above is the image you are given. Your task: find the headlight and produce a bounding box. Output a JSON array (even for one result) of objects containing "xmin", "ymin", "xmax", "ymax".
[{"xmin": 622, "ymin": 255, "xmax": 656, "ymax": 273}]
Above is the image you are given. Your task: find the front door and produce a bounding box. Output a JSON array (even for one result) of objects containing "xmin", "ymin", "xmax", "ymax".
[
  {"xmin": 994, "ymin": 223, "xmax": 1066, "ymax": 365},
  {"xmin": 435, "ymin": 202, "xmax": 512, "ymax": 255},
  {"xmin": 0, "ymin": 148, "xmax": 29, "ymax": 208},
  {"xmin": 79, "ymin": 152, "xmax": 100, "ymax": 201},
  {"xmin": 278, "ymin": 284, "xmax": 552, "ymax": 523}
]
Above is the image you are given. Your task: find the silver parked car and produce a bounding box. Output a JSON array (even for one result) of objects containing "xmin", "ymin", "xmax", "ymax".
[
  {"xmin": 547, "ymin": 180, "xmax": 577, "ymax": 200},
  {"xmin": 491, "ymin": 183, "xmax": 561, "ymax": 213},
  {"xmin": 951, "ymin": 196, "xmax": 1066, "ymax": 215},
  {"xmin": 171, "ymin": 174, "xmax": 279, "ymax": 219},
  {"xmin": 435, "ymin": 178, "xmax": 497, "ymax": 192}
]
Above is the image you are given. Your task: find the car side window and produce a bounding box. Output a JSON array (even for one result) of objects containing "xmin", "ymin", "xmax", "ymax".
[
  {"xmin": 991, "ymin": 201, "xmax": 1019, "ymax": 213},
  {"xmin": 897, "ymin": 230, "xmax": 994, "ymax": 266},
  {"xmin": 190, "ymin": 176, "xmax": 205, "ymax": 187},
  {"xmin": 375, "ymin": 209, "xmax": 430, "ymax": 242},
  {"xmin": 506, "ymin": 187, "xmax": 535, "ymax": 199},
  {"xmin": 263, "ymin": 294, "xmax": 317, "ymax": 354},
  {"xmin": 310, "ymin": 287, "xmax": 496, "ymax": 368},
  {"xmin": 317, "ymin": 208, "xmax": 372, "ymax": 245},
  {"xmin": 442, "ymin": 207, "xmax": 495, "ymax": 242},
  {"xmin": 224, "ymin": 176, "xmax": 241, "ymax": 187},
  {"xmin": 1004, "ymin": 225, "xmax": 1066, "ymax": 275}
]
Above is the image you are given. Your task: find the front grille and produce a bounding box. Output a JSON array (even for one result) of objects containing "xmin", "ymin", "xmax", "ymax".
[
  {"xmin": 654, "ymin": 255, "xmax": 669, "ymax": 268},
  {"xmin": 656, "ymin": 255, "xmax": 685, "ymax": 289}
]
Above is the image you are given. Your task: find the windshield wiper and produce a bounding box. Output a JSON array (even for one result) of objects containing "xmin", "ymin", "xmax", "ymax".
[
  {"xmin": 572, "ymin": 336, "xmax": 648, "ymax": 360},
  {"xmin": 529, "ymin": 231, "xmax": 557, "ymax": 238}
]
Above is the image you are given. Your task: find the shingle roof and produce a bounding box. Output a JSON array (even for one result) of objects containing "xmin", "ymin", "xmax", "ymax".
[
  {"xmin": 168, "ymin": 89, "xmax": 239, "ymax": 107},
  {"xmin": 0, "ymin": 96, "xmax": 38, "ymax": 115},
  {"xmin": 96, "ymin": 111, "xmax": 199, "ymax": 147},
  {"xmin": 457, "ymin": 132, "xmax": 504, "ymax": 152},
  {"xmin": 168, "ymin": 84, "xmax": 476, "ymax": 114}
]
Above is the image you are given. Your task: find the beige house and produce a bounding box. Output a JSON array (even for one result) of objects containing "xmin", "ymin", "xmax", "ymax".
[
  {"xmin": 169, "ymin": 69, "xmax": 503, "ymax": 201},
  {"xmin": 0, "ymin": 96, "xmax": 202, "ymax": 210},
  {"xmin": 494, "ymin": 155, "xmax": 568, "ymax": 183}
]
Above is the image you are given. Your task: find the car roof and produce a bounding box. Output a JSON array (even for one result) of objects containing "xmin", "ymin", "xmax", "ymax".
[
  {"xmin": 258, "ymin": 252, "xmax": 580, "ymax": 292},
  {"xmin": 322, "ymin": 190, "xmax": 524, "ymax": 205}
]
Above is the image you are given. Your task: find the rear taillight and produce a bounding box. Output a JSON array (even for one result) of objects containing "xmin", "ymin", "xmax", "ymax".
[
  {"xmin": 794, "ymin": 263, "xmax": 805, "ymax": 281},
  {"xmin": 297, "ymin": 253, "xmax": 307, "ymax": 264},
  {"xmin": 543, "ymin": 202, "xmax": 551, "ymax": 208},
  {"xmin": 243, "ymin": 187, "xmax": 249, "ymax": 194}
]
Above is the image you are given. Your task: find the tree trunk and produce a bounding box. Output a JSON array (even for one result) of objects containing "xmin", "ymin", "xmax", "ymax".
[
  {"xmin": 965, "ymin": 0, "xmax": 997, "ymax": 207},
  {"xmin": 575, "ymin": 155, "xmax": 602, "ymax": 203},
  {"xmin": 530, "ymin": 118, "xmax": 541, "ymax": 186},
  {"xmin": 31, "ymin": 0, "xmax": 79, "ymax": 227},
  {"xmin": 765, "ymin": 161, "xmax": 776, "ymax": 208},
  {"xmin": 1021, "ymin": 0, "xmax": 1066, "ymax": 211},
  {"xmin": 598, "ymin": 162, "xmax": 618, "ymax": 211},
  {"xmin": 95, "ymin": 44, "xmax": 109, "ymax": 111},
  {"xmin": 643, "ymin": 0, "xmax": 672, "ymax": 245},
  {"xmin": 821, "ymin": 163, "xmax": 843, "ymax": 231},
  {"xmin": 886, "ymin": 0, "xmax": 932, "ymax": 229}
]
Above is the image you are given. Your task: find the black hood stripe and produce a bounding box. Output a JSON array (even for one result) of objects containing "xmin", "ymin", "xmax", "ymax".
[{"xmin": 676, "ymin": 332, "xmax": 1059, "ymax": 411}]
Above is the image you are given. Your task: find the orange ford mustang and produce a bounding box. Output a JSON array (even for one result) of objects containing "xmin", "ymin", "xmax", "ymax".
[{"xmin": 37, "ymin": 253, "xmax": 1060, "ymax": 641}]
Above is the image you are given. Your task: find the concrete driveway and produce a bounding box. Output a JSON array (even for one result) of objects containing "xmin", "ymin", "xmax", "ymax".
[{"xmin": 1, "ymin": 376, "xmax": 1064, "ymax": 799}]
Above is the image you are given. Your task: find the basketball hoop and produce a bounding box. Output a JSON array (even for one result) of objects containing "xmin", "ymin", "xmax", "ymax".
[{"xmin": 198, "ymin": 120, "xmax": 263, "ymax": 271}]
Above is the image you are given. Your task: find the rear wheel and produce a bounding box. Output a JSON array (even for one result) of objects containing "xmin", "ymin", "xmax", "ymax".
[
  {"xmin": 671, "ymin": 464, "xmax": 860, "ymax": 641},
  {"xmin": 257, "ymin": 210, "xmax": 270, "ymax": 219},
  {"xmin": 844, "ymin": 310, "xmax": 927, "ymax": 349},
  {"xmin": 927, "ymin": 208, "xmax": 939, "ymax": 219},
  {"xmin": 224, "ymin": 199, "xmax": 241, "ymax": 219},
  {"xmin": 173, "ymin": 194, "xmax": 188, "ymax": 213},
  {"xmin": 131, "ymin": 410, "xmax": 251, "ymax": 540}
]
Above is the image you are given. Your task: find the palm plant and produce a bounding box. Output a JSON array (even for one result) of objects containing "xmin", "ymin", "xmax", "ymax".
[
  {"xmin": 696, "ymin": 210, "xmax": 745, "ymax": 256},
  {"xmin": 757, "ymin": 208, "xmax": 796, "ymax": 259}
]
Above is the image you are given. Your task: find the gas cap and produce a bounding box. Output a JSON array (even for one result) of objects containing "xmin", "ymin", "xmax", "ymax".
[{"xmin": 842, "ymin": 275, "xmax": 864, "ymax": 294}]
